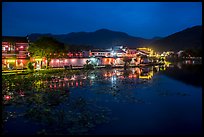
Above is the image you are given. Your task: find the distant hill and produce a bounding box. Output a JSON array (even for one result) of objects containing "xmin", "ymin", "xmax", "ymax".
[
  {"xmin": 150, "ymin": 25, "xmax": 202, "ymax": 52},
  {"xmin": 28, "ymin": 26, "xmax": 202, "ymax": 51},
  {"xmin": 28, "ymin": 29, "xmax": 151, "ymax": 49}
]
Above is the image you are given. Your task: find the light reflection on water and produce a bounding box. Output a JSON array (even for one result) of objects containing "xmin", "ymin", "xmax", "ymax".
[{"xmin": 2, "ymin": 64, "xmax": 202, "ymax": 135}]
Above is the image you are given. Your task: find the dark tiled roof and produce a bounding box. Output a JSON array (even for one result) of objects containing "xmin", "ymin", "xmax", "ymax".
[
  {"xmin": 91, "ymin": 49, "xmax": 111, "ymax": 52},
  {"xmin": 114, "ymin": 49, "xmax": 126, "ymax": 53},
  {"xmin": 2, "ymin": 36, "xmax": 28, "ymax": 43}
]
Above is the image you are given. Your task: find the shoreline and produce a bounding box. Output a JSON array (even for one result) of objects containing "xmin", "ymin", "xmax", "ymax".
[{"xmin": 2, "ymin": 63, "xmax": 165, "ymax": 76}]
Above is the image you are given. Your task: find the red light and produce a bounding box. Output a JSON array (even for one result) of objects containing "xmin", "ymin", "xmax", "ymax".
[
  {"xmin": 4, "ymin": 95, "xmax": 11, "ymax": 100},
  {"xmin": 20, "ymin": 92, "xmax": 25, "ymax": 97},
  {"xmin": 20, "ymin": 46, "xmax": 23, "ymax": 49}
]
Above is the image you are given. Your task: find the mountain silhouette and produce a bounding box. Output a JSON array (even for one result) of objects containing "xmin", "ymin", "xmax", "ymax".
[
  {"xmin": 150, "ymin": 25, "xmax": 202, "ymax": 52},
  {"xmin": 28, "ymin": 25, "xmax": 202, "ymax": 51}
]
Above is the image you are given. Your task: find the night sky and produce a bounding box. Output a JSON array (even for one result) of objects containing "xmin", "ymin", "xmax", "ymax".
[{"xmin": 2, "ymin": 2, "xmax": 202, "ymax": 39}]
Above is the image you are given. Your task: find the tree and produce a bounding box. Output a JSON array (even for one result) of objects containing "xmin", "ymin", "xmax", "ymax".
[
  {"xmin": 27, "ymin": 62, "xmax": 34, "ymax": 72},
  {"xmin": 28, "ymin": 36, "xmax": 66, "ymax": 69},
  {"xmin": 86, "ymin": 60, "xmax": 91, "ymax": 65},
  {"xmin": 123, "ymin": 57, "xmax": 132, "ymax": 70}
]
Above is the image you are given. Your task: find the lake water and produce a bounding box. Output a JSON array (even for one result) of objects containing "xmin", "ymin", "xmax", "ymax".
[{"xmin": 2, "ymin": 63, "xmax": 202, "ymax": 135}]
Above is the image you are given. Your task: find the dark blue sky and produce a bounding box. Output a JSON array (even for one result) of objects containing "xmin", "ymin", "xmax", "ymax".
[{"xmin": 2, "ymin": 2, "xmax": 202, "ymax": 39}]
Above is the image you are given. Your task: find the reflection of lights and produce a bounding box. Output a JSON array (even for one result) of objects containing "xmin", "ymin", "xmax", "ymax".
[
  {"xmin": 4, "ymin": 95, "xmax": 11, "ymax": 100},
  {"xmin": 71, "ymin": 76, "xmax": 76, "ymax": 80},
  {"xmin": 111, "ymin": 76, "xmax": 117, "ymax": 83},
  {"xmin": 19, "ymin": 90, "xmax": 25, "ymax": 96},
  {"xmin": 133, "ymin": 74, "xmax": 137, "ymax": 78},
  {"xmin": 64, "ymin": 77, "xmax": 69, "ymax": 81},
  {"xmin": 128, "ymin": 75, "xmax": 132, "ymax": 78},
  {"xmin": 90, "ymin": 75, "xmax": 95, "ymax": 79},
  {"xmin": 121, "ymin": 76, "xmax": 124, "ymax": 79},
  {"xmin": 139, "ymin": 71, "xmax": 154, "ymax": 79},
  {"xmin": 80, "ymin": 81, "xmax": 82, "ymax": 86},
  {"xmin": 116, "ymin": 72, "xmax": 120, "ymax": 76},
  {"xmin": 76, "ymin": 81, "xmax": 78, "ymax": 87}
]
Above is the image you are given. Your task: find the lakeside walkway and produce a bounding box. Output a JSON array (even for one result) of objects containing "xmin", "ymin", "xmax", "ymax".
[{"xmin": 2, "ymin": 63, "xmax": 165, "ymax": 76}]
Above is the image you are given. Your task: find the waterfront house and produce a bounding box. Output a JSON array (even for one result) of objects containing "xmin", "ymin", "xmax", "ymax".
[{"xmin": 2, "ymin": 36, "xmax": 30, "ymax": 70}]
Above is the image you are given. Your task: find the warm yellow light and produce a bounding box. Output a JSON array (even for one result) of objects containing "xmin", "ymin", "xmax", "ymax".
[
  {"xmin": 35, "ymin": 58, "xmax": 42, "ymax": 61},
  {"xmin": 139, "ymin": 71, "xmax": 153, "ymax": 79},
  {"xmin": 71, "ymin": 59, "xmax": 76, "ymax": 63},
  {"xmin": 7, "ymin": 59, "xmax": 16, "ymax": 63}
]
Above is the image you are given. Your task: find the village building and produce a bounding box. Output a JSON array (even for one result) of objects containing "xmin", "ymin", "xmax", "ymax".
[{"xmin": 2, "ymin": 36, "xmax": 30, "ymax": 70}]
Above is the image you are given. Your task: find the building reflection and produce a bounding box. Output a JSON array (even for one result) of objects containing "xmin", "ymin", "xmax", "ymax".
[
  {"xmin": 3, "ymin": 65, "xmax": 168, "ymax": 103},
  {"xmin": 102, "ymin": 66, "xmax": 162, "ymax": 80}
]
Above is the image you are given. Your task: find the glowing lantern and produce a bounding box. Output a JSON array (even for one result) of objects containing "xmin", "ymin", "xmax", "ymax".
[
  {"xmin": 71, "ymin": 59, "xmax": 75, "ymax": 62},
  {"xmin": 4, "ymin": 95, "xmax": 11, "ymax": 100}
]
